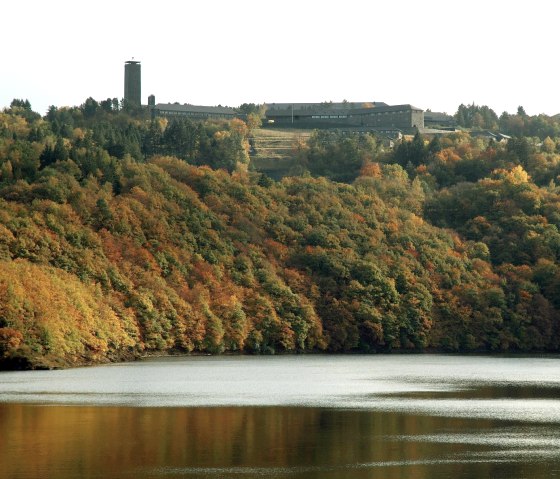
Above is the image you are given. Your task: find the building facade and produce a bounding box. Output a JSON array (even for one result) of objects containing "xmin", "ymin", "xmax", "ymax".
[
  {"xmin": 350, "ymin": 105, "xmax": 424, "ymax": 130},
  {"xmin": 424, "ymin": 111, "xmax": 456, "ymax": 128},
  {"xmin": 264, "ymin": 102, "xmax": 424, "ymax": 132},
  {"xmin": 124, "ymin": 60, "xmax": 141, "ymax": 106},
  {"xmin": 152, "ymin": 102, "xmax": 237, "ymax": 120}
]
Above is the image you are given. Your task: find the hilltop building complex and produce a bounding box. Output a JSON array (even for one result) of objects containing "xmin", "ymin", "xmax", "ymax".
[{"xmin": 127, "ymin": 60, "xmax": 453, "ymax": 134}]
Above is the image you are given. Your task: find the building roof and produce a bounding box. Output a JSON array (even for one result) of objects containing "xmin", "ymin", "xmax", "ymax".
[
  {"xmin": 424, "ymin": 111, "xmax": 455, "ymax": 123},
  {"xmin": 351, "ymin": 104, "xmax": 424, "ymax": 114},
  {"xmin": 418, "ymin": 127, "xmax": 460, "ymax": 135},
  {"xmin": 155, "ymin": 103, "xmax": 236, "ymax": 115},
  {"xmin": 265, "ymin": 102, "xmax": 423, "ymax": 118},
  {"xmin": 266, "ymin": 107, "xmax": 355, "ymax": 117},
  {"xmin": 265, "ymin": 101, "xmax": 388, "ymax": 112},
  {"xmin": 470, "ymin": 130, "xmax": 511, "ymax": 140}
]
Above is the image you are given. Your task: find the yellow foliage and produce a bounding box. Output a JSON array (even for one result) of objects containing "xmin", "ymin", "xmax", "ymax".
[
  {"xmin": 73, "ymin": 128, "xmax": 86, "ymax": 141},
  {"xmin": 213, "ymin": 130, "xmax": 230, "ymax": 141},
  {"xmin": 494, "ymin": 165, "xmax": 530, "ymax": 185},
  {"xmin": 0, "ymin": 260, "xmax": 136, "ymax": 367},
  {"xmin": 0, "ymin": 113, "xmax": 30, "ymax": 138},
  {"xmin": 229, "ymin": 118, "xmax": 249, "ymax": 136},
  {"xmin": 542, "ymin": 136, "xmax": 556, "ymax": 153}
]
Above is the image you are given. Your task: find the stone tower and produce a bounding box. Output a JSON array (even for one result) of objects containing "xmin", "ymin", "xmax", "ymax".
[{"xmin": 124, "ymin": 60, "xmax": 141, "ymax": 106}]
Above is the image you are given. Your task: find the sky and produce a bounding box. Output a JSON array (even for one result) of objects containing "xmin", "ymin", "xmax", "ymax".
[{"xmin": 2, "ymin": 0, "xmax": 558, "ymax": 117}]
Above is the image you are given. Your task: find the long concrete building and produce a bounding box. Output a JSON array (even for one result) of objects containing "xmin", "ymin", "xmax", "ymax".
[
  {"xmin": 264, "ymin": 102, "xmax": 424, "ymax": 132},
  {"xmin": 152, "ymin": 102, "xmax": 237, "ymax": 120}
]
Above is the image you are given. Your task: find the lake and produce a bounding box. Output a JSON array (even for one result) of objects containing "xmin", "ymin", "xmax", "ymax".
[{"xmin": 1, "ymin": 355, "xmax": 559, "ymax": 479}]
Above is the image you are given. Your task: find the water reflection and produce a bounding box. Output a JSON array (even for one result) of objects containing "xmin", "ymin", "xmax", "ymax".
[
  {"xmin": 384, "ymin": 384, "xmax": 560, "ymax": 399},
  {"xmin": 2, "ymin": 356, "xmax": 560, "ymax": 478},
  {"xmin": 1, "ymin": 404, "xmax": 559, "ymax": 479}
]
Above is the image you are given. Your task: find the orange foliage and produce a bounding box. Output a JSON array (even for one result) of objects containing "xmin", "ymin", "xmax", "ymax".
[
  {"xmin": 435, "ymin": 148, "xmax": 462, "ymax": 164},
  {"xmin": 360, "ymin": 162, "xmax": 382, "ymax": 178}
]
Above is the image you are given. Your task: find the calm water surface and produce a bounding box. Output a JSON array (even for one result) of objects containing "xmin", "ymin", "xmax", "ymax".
[{"xmin": 1, "ymin": 355, "xmax": 559, "ymax": 479}]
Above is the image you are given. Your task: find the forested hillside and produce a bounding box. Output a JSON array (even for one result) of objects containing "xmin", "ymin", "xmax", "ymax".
[{"xmin": 1, "ymin": 99, "xmax": 559, "ymax": 369}]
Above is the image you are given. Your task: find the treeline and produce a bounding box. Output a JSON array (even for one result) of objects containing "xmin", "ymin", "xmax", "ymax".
[
  {"xmin": 0, "ymin": 98, "xmax": 559, "ymax": 368},
  {"xmin": 454, "ymin": 102, "xmax": 560, "ymax": 139},
  {"xmin": 4, "ymin": 97, "xmax": 251, "ymax": 181}
]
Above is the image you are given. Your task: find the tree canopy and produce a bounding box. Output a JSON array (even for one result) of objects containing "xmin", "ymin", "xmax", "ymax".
[{"xmin": 1, "ymin": 99, "xmax": 560, "ymax": 368}]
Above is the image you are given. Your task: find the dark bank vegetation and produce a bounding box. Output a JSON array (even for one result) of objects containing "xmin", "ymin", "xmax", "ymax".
[{"xmin": 1, "ymin": 98, "xmax": 560, "ymax": 368}]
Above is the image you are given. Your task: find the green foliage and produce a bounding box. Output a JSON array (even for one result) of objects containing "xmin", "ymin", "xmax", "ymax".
[
  {"xmin": 1, "ymin": 100, "xmax": 560, "ymax": 369},
  {"xmin": 455, "ymin": 103, "xmax": 499, "ymax": 129},
  {"xmin": 299, "ymin": 130, "xmax": 381, "ymax": 182},
  {"xmin": 394, "ymin": 132, "xmax": 428, "ymax": 168}
]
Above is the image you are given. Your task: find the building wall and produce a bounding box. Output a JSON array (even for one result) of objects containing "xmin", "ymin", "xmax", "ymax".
[
  {"xmin": 267, "ymin": 115, "xmax": 354, "ymax": 128},
  {"xmin": 410, "ymin": 110, "xmax": 424, "ymax": 129},
  {"xmin": 155, "ymin": 109, "xmax": 235, "ymax": 120},
  {"xmin": 424, "ymin": 114, "xmax": 455, "ymax": 128},
  {"xmin": 124, "ymin": 61, "xmax": 141, "ymax": 106},
  {"xmin": 267, "ymin": 106, "xmax": 424, "ymax": 131},
  {"xmin": 351, "ymin": 108, "xmax": 422, "ymax": 129}
]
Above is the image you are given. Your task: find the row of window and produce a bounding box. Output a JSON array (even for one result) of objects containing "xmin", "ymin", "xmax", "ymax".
[
  {"xmin": 311, "ymin": 115, "xmax": 348, "ymax": 119},
  {"xmin": 159, "ymin": 110, "xmax": 234, "ymax": 118},
  {"xmin": 363, "ymin": 111, "xmax": 408, "ymax": 116},
  {"xmin": 297, "ymin": 111, "xmax": 411, "ymax": 119}
]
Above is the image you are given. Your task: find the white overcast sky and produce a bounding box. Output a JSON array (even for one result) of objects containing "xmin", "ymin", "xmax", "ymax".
[{"xmin": 1, "ymin": 0, "xmax": 558, "ymax": 116}]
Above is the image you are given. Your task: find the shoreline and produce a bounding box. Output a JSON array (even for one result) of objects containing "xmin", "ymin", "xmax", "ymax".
[{"xmin": 3, "ymin": 347, "xmax": 558, "ymax": 372}]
